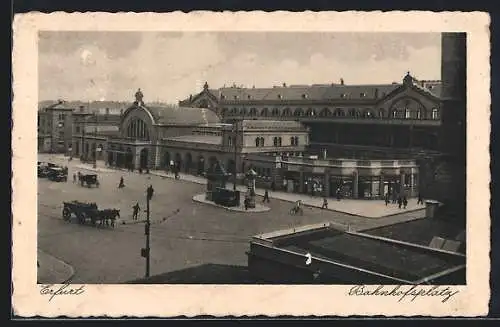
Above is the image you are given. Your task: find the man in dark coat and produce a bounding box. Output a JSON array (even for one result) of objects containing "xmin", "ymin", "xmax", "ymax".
[{"xmin": 132, "ymin": 202, "xmax": 140, "ymax": 220}]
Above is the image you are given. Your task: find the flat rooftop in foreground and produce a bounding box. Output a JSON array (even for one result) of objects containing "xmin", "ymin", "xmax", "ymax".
[{"xmin": 249, "ymin": 223, "xmax": 466, "ymax": 284}]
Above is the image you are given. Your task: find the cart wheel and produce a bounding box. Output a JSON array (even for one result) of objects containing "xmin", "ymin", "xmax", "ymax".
[{"xmin": 62, "ymin": 207, "xmax": 71, "ymax": 221}]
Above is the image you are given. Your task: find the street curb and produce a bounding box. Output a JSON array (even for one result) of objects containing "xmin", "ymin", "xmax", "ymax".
[
  {"xmin": 37, "ymin": 249, "xmax": 76, "ymax": 283},
  {"xmin": 192, "ymin": 194, "xmax": 271, "ymax": 213},
  {"xmin": 286, "ymin": 201, "xmax": 426, "ymax": 219}
]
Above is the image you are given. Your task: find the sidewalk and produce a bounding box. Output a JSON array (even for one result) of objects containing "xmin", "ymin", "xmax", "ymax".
[
  {"xmin": 37, "ymin": 249, "xmax": 75, "ymax": 284},
  {"xmin": 150, "ymin": 170, "xmax": 425, "ymax": 218}
]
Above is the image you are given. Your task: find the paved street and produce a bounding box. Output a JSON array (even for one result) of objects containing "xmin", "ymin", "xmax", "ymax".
[{"xmin": 38, "ymin": 154, "xmax": 426, "ymax": 283}]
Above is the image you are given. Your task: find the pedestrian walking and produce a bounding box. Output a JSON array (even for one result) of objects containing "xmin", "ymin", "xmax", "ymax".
[
  {"xmin": 263, "ymin": 190, "xmax": 270, "ymax": 203},
  {"xmin": 147, "ymin": 185, "xmax": 155, "ymax": 200},
  {"xmin": 132, "ymin": 202, "xmax": 140, "ymax": 220},
  {"xmin": 384, "ymin": 193, "xmax": 390, "ymax": 206},
  {"xmin": 118, "ymin": 176, "xmax": 125, "ymax": 188},
  {"xmin": 73, "ymin": 173, "xmax": 77, "ymax": 183},
  {"xmin": 244, "ymin": 197, "xmax": 249, "ymax": 210},
  {"xmin": 321, "ymin": 197, "xmax": 328, "ymax": 209},
  {"xmin": 336, "ymin": 188, "xmax": 342, "ymax": 201},
  {"xmin": 397, "ymin": 196, "xmax": 403, "ymax": 209},
  {"xmin": 417, "ymin": 193, "xmax": 424, "ymax": 205},
  {"xmin": 403, "ymin": 196, "xmax": 408, "ymax": 209}
]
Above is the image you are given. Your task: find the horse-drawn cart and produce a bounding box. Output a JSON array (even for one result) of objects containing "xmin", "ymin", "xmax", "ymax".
[
  {"xmin": 62, "ymin": 201, "xmax": 120, "ymax": 227},
  {"xmin": 79, "ymin": 174, "xmax": 100, "ymax": 188}
]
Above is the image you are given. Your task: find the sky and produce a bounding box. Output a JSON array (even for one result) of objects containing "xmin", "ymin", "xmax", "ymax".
[{"xmin": 39, "ymin": 32, "xmax": 441, "ymax": 104}]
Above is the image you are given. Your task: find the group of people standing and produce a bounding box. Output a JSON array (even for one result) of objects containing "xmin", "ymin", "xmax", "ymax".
[{"xmin": 384, "ymin": 191, "xmax": 424, "ymax": 209}]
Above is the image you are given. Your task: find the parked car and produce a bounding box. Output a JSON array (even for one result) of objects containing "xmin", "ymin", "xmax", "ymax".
[
  {"xmin": 37, "ymin": 162, "xmax": 50, "ymax": 177},
  {"xmin": 47, "ymin": 166, "xmax": 68, "ymax": 182}
]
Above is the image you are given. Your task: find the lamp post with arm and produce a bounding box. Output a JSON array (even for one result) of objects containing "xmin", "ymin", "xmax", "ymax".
[{"xmin": 93, "ymin": 113, "xmax": 98, "ymax": 168}]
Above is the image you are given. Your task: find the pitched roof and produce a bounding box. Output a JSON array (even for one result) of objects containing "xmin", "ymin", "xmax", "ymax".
[
  {"xmin": 187, "ymin": 74, "xmax": 442, "ymax": 103},
  {"xmin": 144, "ymin": 105, "xmax": 221, "ymax": 126},
  {"xmin": 163, "ymin": 135, "xmax": 222, "ymax": 144}
]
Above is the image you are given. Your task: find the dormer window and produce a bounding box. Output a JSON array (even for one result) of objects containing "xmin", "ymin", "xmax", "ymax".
[
  {"xmin": 234, "ymin": 95, "xmax": 239, "ymax": 100},
  {"xmin": 277, "ymin": 94, "xmax": 282, "ymax": 99},
  {"xmin": 341, "ymin": 93, "xmax": 346, "ymax": 98},
  {"xmin": 302, "ymin": 94, "xmax": 308, "ymax": 99},
  {"xmin": 247, "ymin": 95, "xmax": 251, "ymax": 99},
  {"xmin": 360, "ymin": 92, "xmax": 366, "ymax": 97}
]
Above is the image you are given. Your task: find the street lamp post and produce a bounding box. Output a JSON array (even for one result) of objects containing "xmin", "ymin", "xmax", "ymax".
[{"xmin": 93, "ymin": 114, "xmax": 98, "ymax": 168}]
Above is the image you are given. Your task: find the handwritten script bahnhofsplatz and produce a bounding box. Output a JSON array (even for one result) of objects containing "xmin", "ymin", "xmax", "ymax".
[
  {"xmin": 348, "ymin": 285, "xmax": 460, "ymax": 303},
  {"xmin": 39, "ymin": 279, "xmax": 86, "ymax": 302}
]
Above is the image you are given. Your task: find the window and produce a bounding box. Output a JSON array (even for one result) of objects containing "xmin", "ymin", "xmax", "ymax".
[
  {"xmin": 360, "ymin": 92, "xmax": 366, "ymax": 97},
  {"xmin": 105, "ymin": 108, "xmax": 110, "ymax": 115},
  {"xmin": 240, "ymin": 108, "xmax": 247, "ymax": 116},
  {"xmin": 277, "ymin": 94, "xmax": 282, "ymax": 99},
  {"xmin": 340, "ymin": 93, "xmax": 346, "ymax": 98},
  {"xmin": 255, "ymin": 137, "xmax": 265, "ymax": 147},
  {"xmin": 272, "ymin": 108, "xmax": 280, "ymax": 116},
  {"xmin": 261, "ymin": 108, "xmax": 269, "ymax": 116},
  {"xmin": 75, "ymin": 126, "xmax": 81, "ymax": 133},
  {"xmin": 126, "ymin": 118, "xmax": 150, "ymax": 140},
  {"xmin": 432, "ymin": 108, "xmax": 439, "ymax": 120},
  {"xmin": 250, "ymin": 108, "xmax": 257, "ymax": 116},
  {"xmin": 273, "ymin": 137, "xmax": 278, "ymax": 146},
  {"xmin": 417, "ymin": 110, "xmax": 421, "ymax": 119},
  {"xmin": 302, "ymin": 94, "xmax": 308, "ymax": 99},
  {"xmin": 349, "ymin": 109, "xmax": 356, "ymax": 117},
  {"xmin": 392, "ymin": 110, "xmax": 398, "ymax": 118},
  {"xmin": 294, "ymin": 108, "xmax": 304, "ymax": 116},
  {"xmin": 283, "ymin": 108, "xmax": 291, "ymax": 116},
  {"xmin": 247, "ymin": 95, "xmax": 251, "ymax": 99},
  {"xmin": 334, "ymin": 108, "xmax": 345, "ymax": 117},
  {"xmin": 320, "ymin": 108, "xmax": 330, "ymax": 117},
  {"xmin": 405, "ymin": 109, "xmax": 411, "ymax": 119},
  {"xmin": 306, "ymin": 108, "xmax": 315, "ymax": 117},
  {"xmin": 290, "ymin": 136, "xmax": 299, "ymax": 146},
  {"xmin": 228, "ymin": 136, "xmax": 233, "ymax": 147},
  {"xmin": 379, "ymin": 109, "xmax": 385, "ymax": 118}
]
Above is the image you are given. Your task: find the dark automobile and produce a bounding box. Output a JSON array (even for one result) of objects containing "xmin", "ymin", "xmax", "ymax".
[
  {"xmin": 37, "ymin": 162, "xmax": 50, "ymax": 177},
  {"xmin": 47, "ymin": 167, "xmax": 68, "ymax": 182}
]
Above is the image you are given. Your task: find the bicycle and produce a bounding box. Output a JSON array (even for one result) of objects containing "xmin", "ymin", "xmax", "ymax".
[{"xmin": 289, "ymin": 206, "xmax": 304, "ymax": 216}]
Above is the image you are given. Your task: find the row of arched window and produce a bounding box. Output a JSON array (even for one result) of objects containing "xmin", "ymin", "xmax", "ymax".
[
  {"xmin": 221, "ymin": 107, "xmax": 440, "ymax": 120},
  {"xmin": 255, "ymin": 136, "xmax": 300, "ymax": 147}
]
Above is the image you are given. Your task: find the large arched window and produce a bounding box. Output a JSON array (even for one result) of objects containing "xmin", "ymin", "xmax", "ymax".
[
  {"xmin": 261, "ymin": 108, "xmax": 269, "ymax": 117},
  {"xmin": 282, "ymin": 108, "xmax": 291, "ymax": 116},
  {"xmin": 126, "ymin": 118, "xmax": 150, "ymax": 140},
  {"xmin": 271, "ymin": 108, "xmax": 280, "ymax": 116},
  {"xmin": 249, "ymin": 108, "xmax": 257, "ymax": 116}
]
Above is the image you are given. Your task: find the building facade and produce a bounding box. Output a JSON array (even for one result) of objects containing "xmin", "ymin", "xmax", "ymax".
[
  {"xmin": 180, "ymin": 73, "xmax": 443, "ymax": 159},
  {"xmin": 37, "ymin": 101, "xmax": 74, "ymax": 153}
]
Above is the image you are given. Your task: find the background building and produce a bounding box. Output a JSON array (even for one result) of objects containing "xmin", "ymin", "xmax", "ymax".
[{"xmin": 180, "ymin": 74, "xmax": 443, "ymax": 158}]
